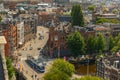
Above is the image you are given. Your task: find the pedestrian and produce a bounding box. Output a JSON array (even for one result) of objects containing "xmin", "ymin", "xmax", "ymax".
[{"xmin": 35, "ymin": 75, "xmax": 37, "ymax": 78}]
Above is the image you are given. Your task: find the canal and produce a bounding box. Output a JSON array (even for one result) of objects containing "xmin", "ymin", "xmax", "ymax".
[
  {"xmin": 75, "ymin": 64, "xmax": 96, "ymax": 75},
  {"xmin": 69, "ymin": 59, "xmax": 96, "ymax": 75}
]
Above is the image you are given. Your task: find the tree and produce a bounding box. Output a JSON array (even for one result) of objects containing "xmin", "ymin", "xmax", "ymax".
[
  {"xmin": 110, "ymin": 33, "xmax": 120, "ymax": 53},
  {"xmin": 66, "ymin": 31, "xmax": 85, "ymax": 56},
  {"xmin": 52, "ymin": 59, "xmax": 75, "ymax": 77},
  {"xmin": 96, "ymin": 33, "xmax": 106, "ymax": 53},
  {"xmin": 44, "ymin": 68, "xmax": 69, "ymax": 80},
  {"xmin": 102, "ymin": 7, "xmax": 108, "ymax": 13},
  {"xmin": 6, "ymin": 57, "xmax": 15, "ymax": 80},
  {"xmin": 75, "ymin": 76, "xmax": 103, "ymax": 80},
  {"xmin": 71, "ymin": 4, "xmax": 84, "ymax": 27},
  {"xmin": 111, "ymin": 46, "xmax": 119, "ymax": 53},
  {"xmin": 86, "ymin": 35, "xmax": 96, "ymax": 54},
  {"xmin": 112, "ymin": 9, "xmax": 119, "ymax": 14},
  {"xmin": 109, "ymin": 35, "xmax": 115, "ymax": 51},
  {"xmin": 87, "ymin": 5, "xmax": 96, "ymax": 11},
  {"xmin": 96, "ymin": 17, "xmax": 120, "ymax": 24},
  {"xmin": 43, "ymin": 59, "xmax": 75, "ymax": 80}
]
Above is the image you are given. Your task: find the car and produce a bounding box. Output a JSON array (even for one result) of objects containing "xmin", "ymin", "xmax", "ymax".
[
  {"xmin": 29, "ymin": 47, "xmax": 33, "ymax": 50},
  {"xmin": 37, "ymin": 48, "xmax": 41, "ymax": 50},
  {"xmin": 18, "ymin": 53, "xmax": 22, "ymax": 56},
  {"xmin": 39, "ymin": 37, "xmax": 42, "ymax": 40}
]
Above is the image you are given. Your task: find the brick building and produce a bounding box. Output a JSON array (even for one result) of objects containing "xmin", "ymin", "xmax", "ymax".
[
  {"xmin": 0, "ymin": 21, "xmax": 17, "ymax": 56},
  {"xmin": 47, "ymin": 22, "xmax": 96, "ymax": 58},
  {"xmin": 38, "ymin": 12, "xmax": 55, "ymax": 26},
  {"xmin": 47, "ymin": 22, "xmax": 71, "ymax": 57},
  {"xmin": 47, "ymin": 23, "xmax": 112, "ymax": 58},
  {"xmin": 8, "ymin": 22, "xmax": 17, "ymax": 55}
]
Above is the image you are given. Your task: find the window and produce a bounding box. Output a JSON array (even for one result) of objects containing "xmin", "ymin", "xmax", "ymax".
[{"xmin": 54, "ymin": 35, "xmax": 58, "ymax": 41}]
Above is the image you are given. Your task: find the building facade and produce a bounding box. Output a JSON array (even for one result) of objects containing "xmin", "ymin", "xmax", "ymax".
[
  {"xmin": 17, "ymin": 22, "xmax": 24, "ymax": 48},
  {"xmin": 2, "ymin": 30, "xmax": 9, "ymax": 56},
  {"xmin": 6, "ymin": 22, "xmax": 17, "ymax": 56},
  {"xmin": 96, "ymin": 54, "xmax": 120, "ymax": 80},
  {"xmin": 0, "ymin": 36, "xmax": 9, "ymax": 80},
  {"xmin": 47, "ymin": 22, "xmax": 71, "ymax": 57},
  {"xmin": 19, "ymin": 14, "xmax": 37, "ymax": 43}
]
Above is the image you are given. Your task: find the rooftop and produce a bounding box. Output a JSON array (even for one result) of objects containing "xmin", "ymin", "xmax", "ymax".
[
  {"xmin": 93, "ymin": 26, "xmax": 110, "ymax": 31},
  {"xmin": 98, "ymin": 52, "xmax": 120, "ymax": 70},
  {"xmin": 0, "ymin": 36, "xmax": 6, "ymax": 44}
]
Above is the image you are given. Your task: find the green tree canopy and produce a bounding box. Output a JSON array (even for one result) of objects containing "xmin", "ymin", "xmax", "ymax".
[
  {"xmin": 86, "ymin": 35, "xmax": 96, "ymax": 54},
  {"xmin": 6, "ymin": 57, "xmax": 15, "ymax": 80},
  {"xmin": 96, "ymin": 17, "xmax": 120, "ymax": 24},
  {"xmin": 71, "ymin": 4, "xmax": 84, "ymax": 27},
  {"xmin": 66, "ymin": 31, "xmax": 85, "ymax": 56},
  {"xmin": 44, "ymin": 68, "xmax": 69, "ymax": 80},
  {"xmin": 43, "ymin": 59, "xmax": 75, "ymax": 80},
  {"xmin": 109, "ymin": 35, "xmax": 115, "ymax": 52},
  {"xmin": 112, "ymin": 9, "xmax": 119, "ymax": 14},
  {"xmin": 110, "ymin": 33, "xmax": 120, "ymax": 53},
  {"xmin": 75, "ymin": 76, "xmax": 103, "ymax": 80},
  {"xmin": 95, "ymin": 33, "xmax": 106, "ymax": 53},
  {"xmin": 87, "ymin": 5, "xmax": 96, "ymax": 11},
  {"xmin": 52, "ymin": 59, "xmax": 75, "ymax": 77}
]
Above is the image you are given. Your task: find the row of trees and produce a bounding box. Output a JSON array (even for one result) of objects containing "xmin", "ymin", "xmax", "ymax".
[
  {"xmin": 6, "ymin": 57, "xmax": 15, "ymax": 80},
  {"xmin": 96, "ymin": 17, "xmax": 120, "ymax": 24},
  {"xmin": 66, "ymin": 31, "xmax": 115, "ymax": 56},
  {"xmin": 66, "ymin": 31, "xmax": 106, "ymax": 56},
  {"xmin": 44, "ymin": 59, "xmax": 102, "ymax": 80}
]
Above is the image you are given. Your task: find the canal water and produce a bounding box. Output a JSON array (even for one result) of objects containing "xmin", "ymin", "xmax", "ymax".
[
  {"xmin": 75, "ymin": 64, "xmax": 96, "ymax": 75},
  {"xmin": 69, "ymin": 59, "xmax": 96, "ymax": 75}
]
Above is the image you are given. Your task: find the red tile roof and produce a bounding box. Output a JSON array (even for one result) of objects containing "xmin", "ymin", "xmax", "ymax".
[
  {"xmin": 93, "ymin": 26, "xmax": 110, "ymax": 31},
  {"xmin": 39, "ymin": 12, "xmax": 48, "ymax": 15}
]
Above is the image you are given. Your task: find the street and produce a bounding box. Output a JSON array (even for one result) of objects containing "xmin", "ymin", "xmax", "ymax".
[
  {"xmin": 18, "ymin": 26, "xmax": 49, "ymax": 60},
  {"xmin": 15, "ymin": 26, "xmax": 49, "ymax": 80}
]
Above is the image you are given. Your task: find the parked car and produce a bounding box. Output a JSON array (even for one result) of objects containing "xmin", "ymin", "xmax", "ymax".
[
  {"xmin": 37, "ymin": 48, "xmax": 41, "ymax": 50},
  {"xmin": 29, "ymin": 47, "xmax": 33, "ymax": 50},
  {"xmin": 18, "ymin": 53, "xmax": 22, "ymax": 56}
]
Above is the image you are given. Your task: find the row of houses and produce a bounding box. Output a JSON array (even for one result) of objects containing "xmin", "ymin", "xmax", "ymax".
[
  {"xmin": 0, "ymin": 1, "xmax": 67, "ymax": 57},
  {"xmin": 0, "ymin": 13, "xmax": 37, "ymax": 57},
  {"xmin": 96, "ymin": 52, "xmax": 120, "ymax": 80}
]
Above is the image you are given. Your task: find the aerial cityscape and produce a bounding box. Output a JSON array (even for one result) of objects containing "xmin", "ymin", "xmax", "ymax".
[{"xmin": 0, "ymin": 0, "xmax": 120, "ymax": 80}]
